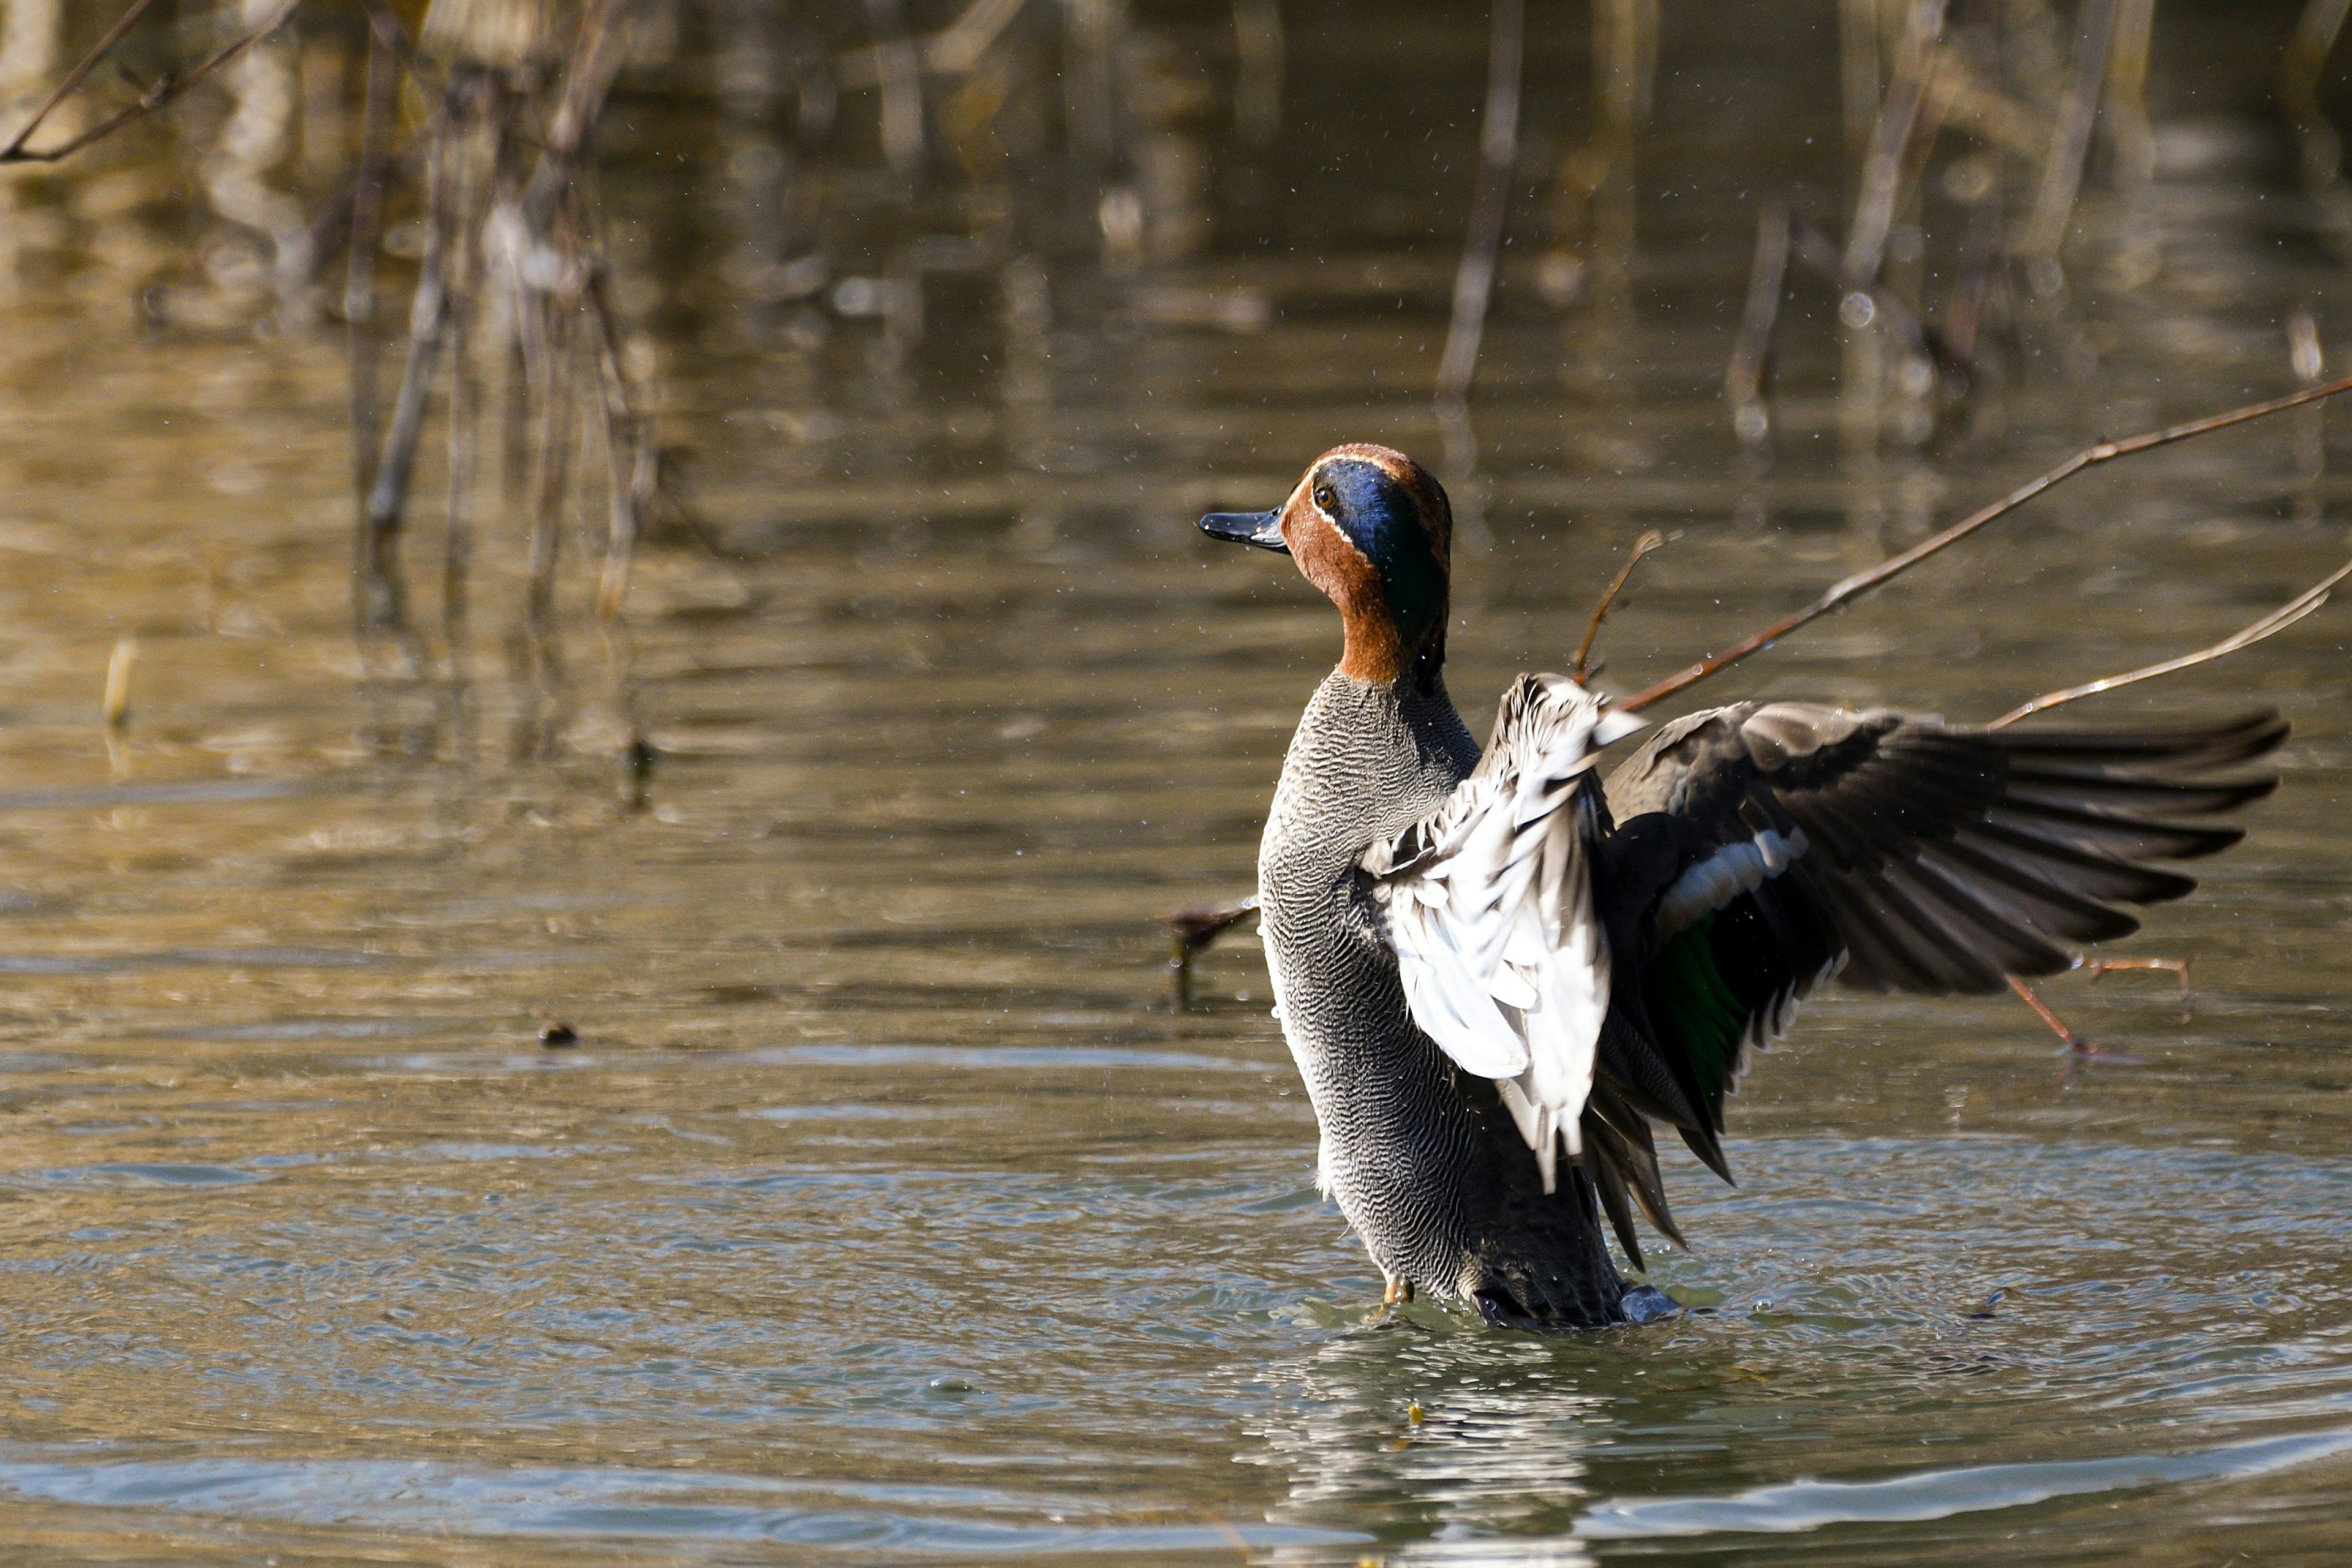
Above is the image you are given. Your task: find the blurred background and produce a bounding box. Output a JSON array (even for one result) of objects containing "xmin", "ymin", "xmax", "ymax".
[{"xmin": 0, "ymin": 1, "xmax": 2349, "ymax": 1562}]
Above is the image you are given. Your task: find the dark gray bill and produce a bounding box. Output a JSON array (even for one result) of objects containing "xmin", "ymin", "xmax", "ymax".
[{"xmin": 1197, "ymin": 508, "xmax": 1288, "ymax": 552}]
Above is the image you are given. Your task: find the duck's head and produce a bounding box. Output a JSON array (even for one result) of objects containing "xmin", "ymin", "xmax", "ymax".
[{"xmin": 1198, "ymin": 443, "xmax": 1452, "ymax": 689}]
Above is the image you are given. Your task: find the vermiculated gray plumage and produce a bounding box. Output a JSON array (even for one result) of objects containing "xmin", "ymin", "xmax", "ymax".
[{"xmin": 1259, "ymin": 671, "xmax": 1624, "ymax": 1327}]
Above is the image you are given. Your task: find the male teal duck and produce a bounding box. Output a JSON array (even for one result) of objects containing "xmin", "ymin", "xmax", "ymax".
[{"xmin": 1199, "ymin": 442, "xmax": 2286, "ymax": 1329}]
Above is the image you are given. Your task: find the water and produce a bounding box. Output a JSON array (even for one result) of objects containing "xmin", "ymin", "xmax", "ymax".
[{"xmin": 0, "ymin": 1, "xmax": 2349, "ymax": 1561}]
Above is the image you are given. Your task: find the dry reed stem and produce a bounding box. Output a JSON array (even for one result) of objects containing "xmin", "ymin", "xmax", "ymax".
[
  {"xmin": 1726, "ymin": 203, "xmax": 1792, "ymax": 447},
  {"xmin": 1842, "ymin": 0, "xmax": 1946, "ymax": 282},
  {"xmin": 863, "ymin": 0, "xmax": 925, "ymax": 174},
  {"xmin": 1620, "ymin": 373, "xmax": 2352, "ymax": 714},
  {"xmin": 2283, "ymin": 0, "xmax": 2352, "ymax": 232},
  {"xmin": 1436, "ymin": 0, "xmax": 1524, "ymax": 405},
  {"xmin": 2018, "ymin": 0, "xmax": 2117, "ymax": 271},
  {"xmin": 363, "ymin": 75, "xmax": 490, "ymax": 640},
  {"xmin": 347, "ymin": 7, "xmax": 399, "ymax": 567},
  {"xmin": 584, "ymin": 267, "xmax": 650, "ymax": 624}
]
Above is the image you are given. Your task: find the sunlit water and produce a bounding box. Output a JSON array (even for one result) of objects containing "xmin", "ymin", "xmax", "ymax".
[{"xmin": 0, "ymin": 2, "xmax": 2348, "ymax": 1562}]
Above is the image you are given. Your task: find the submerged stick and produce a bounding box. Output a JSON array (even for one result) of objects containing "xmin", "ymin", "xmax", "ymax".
[
  {"xmin": 1988, "ymin": 552, "xmax": 2352, "ymax": 728},
  {"xmin": 1725, "ymin": 203, "xmax": 1791, "ymax": 448},
  {"xmin": 584, "ymin": 265, "xmax": 653, "ymax": 624},
  {"xmin": 1618, "ymin": 374, "xmax": 2352, "ymax": 714}
]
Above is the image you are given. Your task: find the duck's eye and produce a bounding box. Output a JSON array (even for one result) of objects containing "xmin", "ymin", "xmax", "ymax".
[{"xmin": 1313, "ymin": 484, "xmax": 1337, "ymax": 513}]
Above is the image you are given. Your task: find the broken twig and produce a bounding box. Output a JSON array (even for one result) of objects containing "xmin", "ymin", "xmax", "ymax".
[
  {"xmin": 1988, "ymin": 552, "xmax": 2352, "ymax": 728},
  {"xmin": 1573, "ymin": 530, "xmax": 1670, "ymax": 684},
  {"xmin": 1619, "ymin": 374, "xmax": 2352, "ymax": 714}
]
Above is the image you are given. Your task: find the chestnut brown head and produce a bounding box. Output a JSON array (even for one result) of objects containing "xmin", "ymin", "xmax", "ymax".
[{"xmin": 1198, "ymin": 443, "xmax": 1453, "ymax": 687}]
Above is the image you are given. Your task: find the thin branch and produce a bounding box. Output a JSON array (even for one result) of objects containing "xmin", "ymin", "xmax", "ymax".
[
  {"xmin": 0, "ymin": 0, "xmax": 160, "ymax": 160},
  {"xmin": 863, "ymin": 0, "xmax": 925, "ymax": 176},
  {"xmin": 1988, "ymin": 552, "xmax": 2352, "ymax": 728},
  {"xmin": 1618, "ymin": 374, "xmax": 2352, "ymax": 714},
  {"xmin": 1572, "ymin": 530, "xmax": 1670, "ymax": 684},
  {"xmin": 358, "ymin": 0, "xmax": 428, "ymax": 80},
  {"xmin": 1, "ymin": 0, "xmax": 298, "ymax": 166},
  {"xmin": 518, "ymin": 0, "xmax": 642, "ymax": 241}
]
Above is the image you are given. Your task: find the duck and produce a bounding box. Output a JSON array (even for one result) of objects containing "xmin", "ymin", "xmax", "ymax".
[{"xmin": 1198, "ymin": 442, "xmax": 2287, "ymax": 1329}]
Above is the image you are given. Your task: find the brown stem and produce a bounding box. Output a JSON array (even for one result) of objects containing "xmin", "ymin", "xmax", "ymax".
[
  {"xmin": 864, "ymin": 0, "xmax": 926, "ymax": 175},
  {"xmin": 363, "ymin": 77, "xmax": 489, "ymax": 634},
  {"xmin": 1618, "ymin": 373, "xmax": 2352, "ymax": 714},
  {"xmin": 523, "ymin": 260, "xmax": 579, "ymax": 675},
  {"xmin": 518, "ymin": 0, "xmax": 641, "ymax": 241},
  {"xmin": 0, "ymin": 0, "xmax": 160, "ymax": 160},
  {"xmin": 1842, "ymin": 0, "xmax": 1947, "ymax": 282}
]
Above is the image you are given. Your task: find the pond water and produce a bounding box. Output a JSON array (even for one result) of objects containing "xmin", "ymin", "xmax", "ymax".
[{"xmin": 0, "ymin": 0, "xmax": 2349, "ymax": 1562}]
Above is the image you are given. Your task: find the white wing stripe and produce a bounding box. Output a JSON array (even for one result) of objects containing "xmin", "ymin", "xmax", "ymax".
[{"xmin": 1655, "ymin": 827, "xmax": 1811, "ymax": 935}]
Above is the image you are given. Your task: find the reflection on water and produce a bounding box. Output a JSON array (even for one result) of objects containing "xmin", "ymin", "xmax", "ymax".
[{"xmin": 0, "ymin": 1, "xmax": 2347, "ymax": 1563}]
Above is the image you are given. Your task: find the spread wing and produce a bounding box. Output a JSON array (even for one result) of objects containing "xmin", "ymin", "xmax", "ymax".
[
  {"xmin": 1597, "ymin": 703, "xmax": 2287, "ymax": 1199},
  {"xmin": 1360, "ymin": 675, "xmax": 1646, "ymax": 1194}
]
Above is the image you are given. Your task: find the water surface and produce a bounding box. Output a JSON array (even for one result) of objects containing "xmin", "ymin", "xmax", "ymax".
[{"xmin": 0, "ymin": 2, "xmax": 2349, "ymax": 1562}]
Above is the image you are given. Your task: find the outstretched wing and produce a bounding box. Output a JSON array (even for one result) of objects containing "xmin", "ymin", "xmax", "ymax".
[
  {"xmin": 1598, "ymin": 703, "xmax": 2287, "ymax": 1186},
  {"xmin": 1361, "ymin": 674, "xmax": 1646, "ymax": 1194}
]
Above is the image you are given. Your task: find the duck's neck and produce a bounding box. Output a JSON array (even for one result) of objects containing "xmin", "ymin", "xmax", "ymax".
[{"xmin": 1337, "ymin": 603, "xmax": 1447, "ymax": 693}]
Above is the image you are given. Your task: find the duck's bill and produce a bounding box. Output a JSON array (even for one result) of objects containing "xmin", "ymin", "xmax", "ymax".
[{"xmin": 1197, "ymin": 508, "xmax": 1289, "ymax": 552}]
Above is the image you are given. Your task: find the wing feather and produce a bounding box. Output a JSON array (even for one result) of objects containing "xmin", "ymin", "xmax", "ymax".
[{"xmin": 1363, "ymin": 676, "xmax": 1646, "ymax": 1194}]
